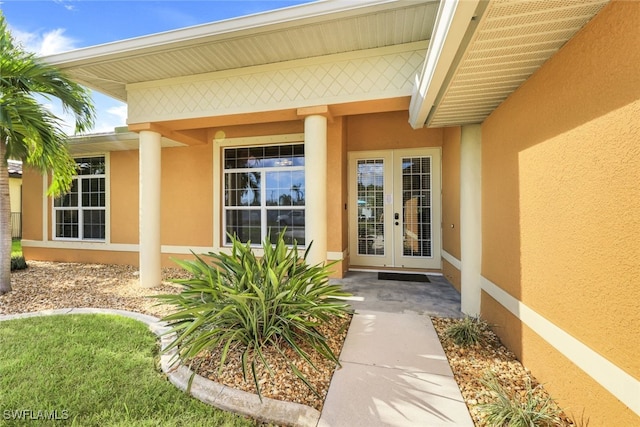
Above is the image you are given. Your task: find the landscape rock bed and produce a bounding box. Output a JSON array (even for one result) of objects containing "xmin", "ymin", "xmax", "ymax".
[{"xmin": 431, "ymin": 317, "xmax": 580, "ymax": 427}]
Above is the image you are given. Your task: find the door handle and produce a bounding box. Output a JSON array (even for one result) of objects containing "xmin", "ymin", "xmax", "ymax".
[{"xmin": 394, "ymin": 212, "xmax": 399, "ymax": 225}]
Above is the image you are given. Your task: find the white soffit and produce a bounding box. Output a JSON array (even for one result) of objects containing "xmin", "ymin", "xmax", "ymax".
[
  {"xmin": 43, "ymin": 0, "xmax": 440, "ymax": 102},
  {"xmin": 68, "ymin": 131, "xmax": 184, "ymax": 154},
  {"xmin": 426, "ymin": 0, "xmax": 609, "ymax": 127}
]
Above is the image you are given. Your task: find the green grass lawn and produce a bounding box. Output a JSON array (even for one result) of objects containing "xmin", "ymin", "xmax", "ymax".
[
  {"xmin": 11, "ymin": 239, "xmax": 21, "ymax": 257},
  {"xmin": 0, "ymin": 314, "xmax": 256, "ymax": 426}
]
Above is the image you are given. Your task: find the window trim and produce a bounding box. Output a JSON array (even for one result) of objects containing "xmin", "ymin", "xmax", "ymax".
[
  {"xmin": 51, "ymin": 154, "xmax": 109, "ymax": 243},
  {"xmin": 213, "ymin": 133, "xmax": 305, "ymax": 252}
]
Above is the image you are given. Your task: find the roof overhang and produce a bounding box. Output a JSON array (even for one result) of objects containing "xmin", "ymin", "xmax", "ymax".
[
  {"xmin": 409, "ymin": 0, "xmax": 609, "ymax": 129},
  {"xmin": 42, "ymin": 0, "xmax": 439, "ymax": 102},
  {"xmin": 67, "ymin": 127, "xmax": 184, "ymax": 154}
]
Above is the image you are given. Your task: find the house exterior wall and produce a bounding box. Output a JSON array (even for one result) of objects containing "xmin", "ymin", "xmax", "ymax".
[
  {"xmin": 441, "ymin": 127, "xmax": 461, "ymax": 292},
  {"xmin": 9, "ymin": 177, "xmax": 21, "ymax": 213},
  {"xmin": 23, "ymin": 110, "xmax": 443, "ymax": 277},
  {"xmin": 480, "ymin": 2, "xmax": 640, "ymax": 425},
  {"xmin": 21, "ymin": 169, "xmax": 42, "ymax": 241},
  {"xmin": 110, "ymin": 150, "xmax": 139, "ymax": 244},
  {"xmin": 346, "ymin": 111, "xmax": 442, "ymax": 151}
]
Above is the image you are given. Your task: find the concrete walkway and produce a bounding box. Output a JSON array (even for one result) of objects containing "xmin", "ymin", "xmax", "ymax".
[
  {"xmin": 318, "ymin": 311, "xmax": 473, "ymax": 426},
  {"xmin": 319, "ymin": 273, "xmax": 474, "ymax": 426}
]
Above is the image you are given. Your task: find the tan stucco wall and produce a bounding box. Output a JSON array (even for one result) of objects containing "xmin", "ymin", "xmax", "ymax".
[
  {"xmin": 346, "ymin": 111, "xmax": 443, "ymax": 151},
  {"xmin": 481, "ymin": 2, "xmax": 640, "ymax": 425},
  {"xmin": 441, "ymin": 126, "xmax": 461, "ymax": 290},
  {"xmin": 161, "ymin": 143, "xmax": 214, "ymax": 246},
  {"xmin": 21, "ymin": 168, "xmax": 42, "ymax": 241},
  {"xmin": 110, "ymin": 150, "xmax": 139, "ymax": 244}
]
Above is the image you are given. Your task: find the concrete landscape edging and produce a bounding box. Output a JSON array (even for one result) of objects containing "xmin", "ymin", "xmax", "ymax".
[{"xmin": 0, "ymin": 308, "xmax": 321, "ymax": 427}]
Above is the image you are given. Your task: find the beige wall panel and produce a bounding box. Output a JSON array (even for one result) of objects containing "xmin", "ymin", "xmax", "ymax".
[
  {"xmin": 442, "ymin": 259, "xmax": 461, "ymax": 293},
  {"xmin": 21, "ymin": 169, "xmax": 43, "ymax": 241},
  {"xmin": 161, "ymin": 144, "xmax": 213, "ymax": 247},
  {"xmin": 110, "ymin": 150, "xmax": 139, "ymax": 244},
  {"xmin": 481, "ymin": 0, "xmax": 640, "ymax": 406},
  {"xmin": 482, "ymin": 292, "xmax": 639, "ymax": 426},
  {"xmin": 441, "ymin": 126, "xmax": 461, "ymax": 260},
  {"xmin": 346, "ymin": 111, "xmax": 443, "ymax": 151},
  {"xmin": 23, "ymin": 247, "xmax": 138, "ymax": 266}
]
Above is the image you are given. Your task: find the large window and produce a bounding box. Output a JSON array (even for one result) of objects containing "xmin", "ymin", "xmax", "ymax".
[
  {"xmin": 53, "ymin": 156, "xmax": 106, "ymax": 240},
  {"xmin": 224, "ymin": 144, "xmax": 305, "ymax": 246}
]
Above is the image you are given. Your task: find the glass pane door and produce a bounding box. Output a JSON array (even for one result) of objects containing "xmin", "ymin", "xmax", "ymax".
[
  {"xmin": 400, "ymin": 156, "xmax": 431, "ymax": 257},
  {"xmin": 356, "ymin": 159, "xmax": 385, "ymax": 256}
]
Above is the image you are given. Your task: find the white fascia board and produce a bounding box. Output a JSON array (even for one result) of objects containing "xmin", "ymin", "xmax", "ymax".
[
  {"xmin": 42, "ymin": 0, "xmax": 407, "ymax": 67},
  {"xmin": 409, "ymin": 0, "xmax": 480, "ymax": 129}
]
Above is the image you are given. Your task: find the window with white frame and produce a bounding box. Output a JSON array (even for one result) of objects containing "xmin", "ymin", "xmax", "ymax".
[
  {"xmin": 223, "ymin": 144, "xmax": 305, "ymax": 246},
  {"xmin": 53, "ymin": 156, "xmax": 106, "ymax": 240}
]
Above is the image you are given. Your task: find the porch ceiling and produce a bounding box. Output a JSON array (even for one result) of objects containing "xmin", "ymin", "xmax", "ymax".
[
  {"xmin": 425, "ymin": 0, "xmax": 609, "ymax": 127},
  {"xmin": 43, "ymin": 0, "xmax": 440, "ymax": 102}
]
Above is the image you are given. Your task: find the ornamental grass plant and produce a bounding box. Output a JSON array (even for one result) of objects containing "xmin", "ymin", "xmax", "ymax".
[
  {"xmin": 155, "ymin": 232, "xmax": 352, "ymax": 398},
  {"xmin": 445, "ymin": 315, "xmax": 487, "ymax": 347},
  {"xmin": 479, "ymin": 371, "xmax": 561, "ymax": 427}
]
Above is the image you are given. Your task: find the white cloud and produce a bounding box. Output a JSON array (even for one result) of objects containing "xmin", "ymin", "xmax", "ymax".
[
  {"xmin": 11, "ymin": 27, "xmax": 126, "ymax": 135},
  {"xmin": 10, "ymin": 25, "xmax": 77, "ymax": 56}
]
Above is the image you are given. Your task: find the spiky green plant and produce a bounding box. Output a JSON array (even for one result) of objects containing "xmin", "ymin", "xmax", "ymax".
[
  {"xmin": 445, "ymin": 315, "xmax": 486, "ymax": 346},
  {"xmin": 478, "ymin": 371, "xmax": 561, "ymax": 427},
  {"xmin": 155, "ymin": 232, "xmax": 352, "ymax": 398}
]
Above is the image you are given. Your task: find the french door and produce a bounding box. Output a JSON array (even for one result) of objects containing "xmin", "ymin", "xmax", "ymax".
[{"xmin": 348, "ymin": 148, "xmax": 441, "ymax": 269}]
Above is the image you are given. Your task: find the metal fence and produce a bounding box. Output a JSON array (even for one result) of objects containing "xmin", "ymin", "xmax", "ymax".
[{"xmin": 11, "ymin": 212, "xmax": 22, "ymax": 239}]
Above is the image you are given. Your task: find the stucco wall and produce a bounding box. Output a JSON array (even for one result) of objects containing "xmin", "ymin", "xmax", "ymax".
[
  {"xmin": 110, "ymin": 150, "xmax": 139, "ymax": 244},
  {"xmin": 481, "ymin": 2, "xmax": 640, "ymax": 425},
  {"xmin": 161, "ymin": 143, "xmax": 213, "ymax": 247},
  {"xmin": 346, "ymin": 111, "xmax": 443, "ymax": 151},
  {"xmin": 21, "ymin": 169, "xmax": 42, "ymax": 241},
  {"xmin": 441, "ymin": 127, "xmax": 461, "ymax": 290}
]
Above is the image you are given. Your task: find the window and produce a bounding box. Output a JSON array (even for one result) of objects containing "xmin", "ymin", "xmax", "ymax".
[
  {"xmin": 223, "ymin": 144, "xmax": 305, "ymax": 246},
  {"xmin": 53, "ymin": 156, "xmax": 106, "ymax": 240}
]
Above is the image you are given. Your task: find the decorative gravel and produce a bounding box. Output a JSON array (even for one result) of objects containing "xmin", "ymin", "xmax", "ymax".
[{"xmin": 431, "ymin": 317, "xmax": 580, "ymax": 426}]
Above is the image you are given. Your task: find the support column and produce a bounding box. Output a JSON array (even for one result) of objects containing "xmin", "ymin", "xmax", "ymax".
[
  {"xmin": 139, "ymin": 130, "xmax": 162, "ymax": 288},
  {"xmin": 460, "ymin": 124, "xmax": 482, "ymax": 315},
  {"xmin": 299, "ymin": 107, "xmax": 329, "ymax": 266}
]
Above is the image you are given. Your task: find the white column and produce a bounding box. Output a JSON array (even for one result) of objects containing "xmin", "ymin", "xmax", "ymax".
[
  {"xmin": 139, "ymin": 130, "xmax": 162, "ymax": 288},
  {"xmin": 460, "ymin": 124, "xmax": 482, "ymax": 316},
  {"xmin": 303, "ymin": 114, "xmax": 328, "ymax": 266}
]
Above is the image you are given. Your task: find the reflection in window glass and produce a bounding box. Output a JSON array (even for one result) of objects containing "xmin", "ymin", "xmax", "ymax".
[
  {"xmin": 356, "ymin": 159, "xmax": 385, "ymax": 256},
  {"xmin": 53, "ymin": 156, "xmax": 106, "ymax": 240},
  {"xmin": 224, "ymin": 144, "xmax": 305, "ymax": 246}
]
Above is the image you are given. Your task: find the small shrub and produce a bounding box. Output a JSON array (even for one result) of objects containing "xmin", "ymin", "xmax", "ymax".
[
  {"xmin": 445, "ymin": 315, "xmax": 485, "ymax": 346},
  {"xmin": 478, "ymin": 371, "xmax": 561, "ymax": 427},
  {"xmin": 10, "ymin": 256, "xmax": 27, "ymax": 271},
  {"xmin": 155, "ymin": 232, "xmax": 352, "ymax": 398}
]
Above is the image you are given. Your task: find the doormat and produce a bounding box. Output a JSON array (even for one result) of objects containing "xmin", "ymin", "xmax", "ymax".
[{"xmin": 377, "ymin": 272, "xmax": 430, "ymax": 283}]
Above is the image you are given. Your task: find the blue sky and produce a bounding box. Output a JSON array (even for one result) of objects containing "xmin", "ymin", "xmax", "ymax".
[{"xmin": 0, "ymin": 0, "xmax": 314, "ymax": 134}]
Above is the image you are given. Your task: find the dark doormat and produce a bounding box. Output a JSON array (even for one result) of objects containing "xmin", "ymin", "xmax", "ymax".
[{"xmin": 378, "ymin": 272, "xmax": 430, "ymax": 283}]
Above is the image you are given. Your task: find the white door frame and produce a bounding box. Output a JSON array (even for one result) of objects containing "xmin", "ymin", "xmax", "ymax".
[{"xmin": 348, "ymin": 148, "xmax": 441, "ymax": 270}]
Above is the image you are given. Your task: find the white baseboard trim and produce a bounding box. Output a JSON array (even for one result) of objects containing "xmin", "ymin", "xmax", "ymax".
[
  {"xmin": 481, "ymin": 276, "xmax": 640, "ymax": 416},
  {"xmin": 441, "ymin": 250, "xmax": 461, "ymax": 270}
]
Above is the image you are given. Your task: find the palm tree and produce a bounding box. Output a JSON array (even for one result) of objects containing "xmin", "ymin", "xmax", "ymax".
[{"xmin": 0, "ymin": 13, "xmax": 95, "ymax": 294}]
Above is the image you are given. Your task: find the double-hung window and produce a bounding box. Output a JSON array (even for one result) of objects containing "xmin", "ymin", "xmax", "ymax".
[
  {"xmin": 223, "ymin": 144, "xmax": 305, "ymax": 246},
  {"xmin": 53, "ymin": 156, "xmax": 106, "ymax": 240}
]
